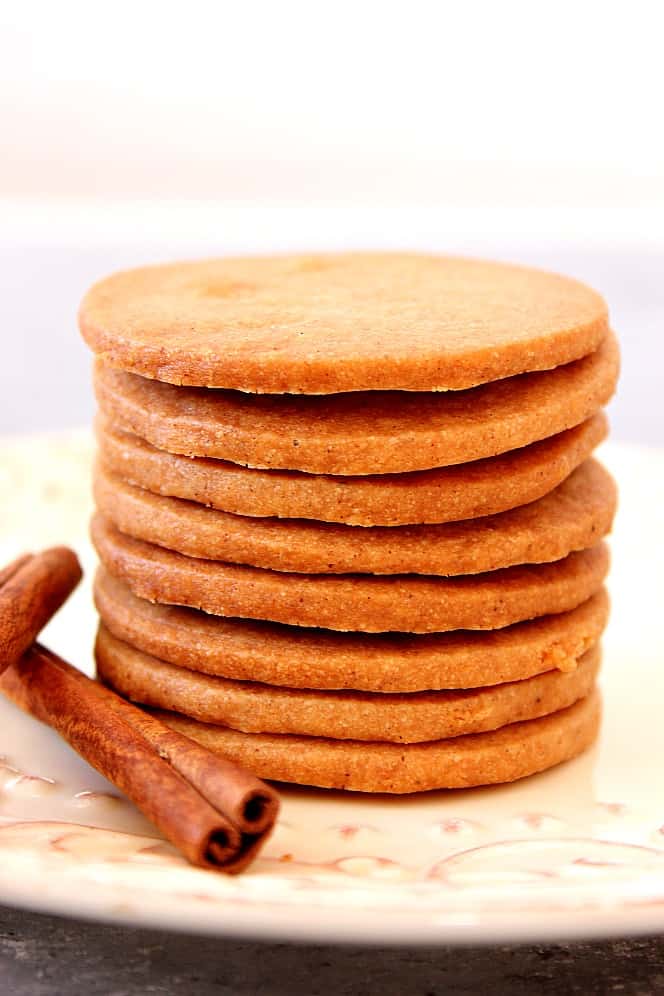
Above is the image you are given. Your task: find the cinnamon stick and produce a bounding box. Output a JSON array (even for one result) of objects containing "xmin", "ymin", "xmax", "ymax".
[
  {"xmin": 0, "ymin": 644, "xmax": 279, "ymax": 872},
  {"xmin": 0, "ymin": 554, "xmax": 33, "ymax": 589},
  {"xmin": 0, "ymin": 547, "xmax": 82, "ymax": 673},
  {"xmin": 0, "ymin": 547, "xmax": 279, "ymax": 873}
]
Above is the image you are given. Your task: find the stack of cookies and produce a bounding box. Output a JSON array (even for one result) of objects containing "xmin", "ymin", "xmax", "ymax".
[{"xmin": 80, "ymin": 254, "xmax": 619, "ymax": 793}]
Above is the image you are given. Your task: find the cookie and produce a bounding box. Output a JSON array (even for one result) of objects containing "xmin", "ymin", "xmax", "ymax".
[
  {"xmin": 79, "ymin": 254, "xmax": 608, "ymax": 394},
  {"xmin": 96, "ymin": 413, "xmax": 608, "ymax": 527},
  {"xmin": 93, "ymin": 459, "xmax": 616, "ymax": 576},
  {"xmin": 93, "ymin": 332, "xmax": 619, "ymax": 475},
  {"xmin": 91, "ymin": 516, "xmax": 610, "ymax": 633},
  {"xmin": 96, "ymin": 625, "xmax": 601, "ymax": 744},
  {"xmin": 95, "ymin": 570, "xmax": 609, "ymax": 691},
  {"xmin": 151, "ymin": 689, "xmax": 601, "ymax": 792}
]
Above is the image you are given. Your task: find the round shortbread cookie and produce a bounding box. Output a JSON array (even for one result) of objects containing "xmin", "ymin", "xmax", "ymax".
[
  {"xmin": 94, "ymin": 570, "xmax": 609, "ymax": 691},
  {"xmin": 93, "ymin": 459, "xmax": 616, "ymax": 576},
  {"xmin": 96, "ymin": 413, "xmax": 608, "ymax": 526},
  {"xmin": 95, "ymin": 567, "xmax": 609, "ymax": 692},
  {"xmin": 151, "ymin": 690, "xmax": 601, "ymax": 792},
  {"xmin": 93, "ymin": 332, "xmax": 619, "ymax": 475},
  {"xmin": 79, "ymin": 254, "xmax": 609, "ymax": 394},
  {"xmin": 91, "ymin": 516, "xmax": 610, "ymax": 633},
  {"xmin": 96, "ymin": 625, "xmax": 601, "ymax": 744}
]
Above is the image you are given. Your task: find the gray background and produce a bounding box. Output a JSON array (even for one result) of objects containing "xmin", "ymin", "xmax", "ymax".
[
  {"xmin": 0, "ymin": 244, "xmax": 661, "ymax": 445},
  {"xmin": 2, "ymin": 905, "xmax": 664, "ymax": 995}
]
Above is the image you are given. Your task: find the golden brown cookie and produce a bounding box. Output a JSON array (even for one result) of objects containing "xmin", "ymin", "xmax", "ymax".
[
  {"xmin": 91, "ymin": 515, "xmax": 609, "ymax": 633},
  {"xmin": 152, "ymin": 690, "xmax": 601, "ymax": 792},
  {"xmin": 79, "ymin": 254, "xmax": 608, "ymax": 394},
  {"xmin": 96, "ymin": 413, "xmax": 608, "ymax": 526},
  {"xmin": 96, "ymin": 624, "xmax": 601, "ymax": 744},
  {"xmin": 93, "ymin": 332, "xmax": 619, "ymax": 475},
  {"xmin": 93, "ymin": 459, "xmax": 616, "ymax": 576},
  {"xmin": 94, "ymin": 570, "xmax": 609, "ymax": 691}
]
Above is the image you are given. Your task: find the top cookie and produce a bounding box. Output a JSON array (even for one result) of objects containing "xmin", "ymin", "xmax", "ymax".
[{"xmin": 79, "ymin": 254, "xmax": 609, "ymax": 394}]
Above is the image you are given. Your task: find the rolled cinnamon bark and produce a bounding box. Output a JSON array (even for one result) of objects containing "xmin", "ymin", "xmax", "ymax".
[
  {"xmin": 0, "ymin": 547, "xmax": 82, "ymax": 674},
  {"xmin": 0, "ymin": 554, "xmax": 33, "ymax": 588},
  {"xmin": 0, "ymin": 644, "xmax": 279, "ymax": 872}
]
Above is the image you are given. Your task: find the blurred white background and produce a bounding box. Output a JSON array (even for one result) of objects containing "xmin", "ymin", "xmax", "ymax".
[{"xmin": 0, "ymin": 0, "xmax": 662, "ymax": 439}]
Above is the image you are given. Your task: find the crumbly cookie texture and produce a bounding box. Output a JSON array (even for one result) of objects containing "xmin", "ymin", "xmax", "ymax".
[
  {"xmin": 79, "ymin": 253, "xmax": 608, "ymax": 393},
  {"xmin": 93, "ymin": 458, "xmax": 616, "ymax": 576},
  {"xmin": 94, "ymin": 570, "xmax": 609, "ymax": 692},
  {"xmin": 96, "ymin": 412, "xmax": 608, "ymax": 526},
  {"xmin": 97, "ymin": 625, "xmax": 600, "ymax": 744},
  {"xmin": 93, "ymin": 333, "xmax": 619, "ymax": 475},
  {"xmin": 91, "ymin": 515, "xmax": 609, "ymax": 634},
  {"xmin": 152, "ymin": 691, "xmax": 601, "ymax": 792}
]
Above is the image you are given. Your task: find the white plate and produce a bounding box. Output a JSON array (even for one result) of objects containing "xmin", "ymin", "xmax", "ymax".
[{"xmin": 0, "ymin": 432, "xmax": 662, "ymax": 946}]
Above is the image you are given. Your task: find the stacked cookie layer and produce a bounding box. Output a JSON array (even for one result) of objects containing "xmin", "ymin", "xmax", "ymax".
[{"xmin": 80, "ymin": 254, "xmax": 619, "ymax": 793}]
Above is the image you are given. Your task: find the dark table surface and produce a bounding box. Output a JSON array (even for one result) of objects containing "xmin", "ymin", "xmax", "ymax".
[{"xmin": 1, "ymin": 906, "xmax": 663, "ymax": 995}]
